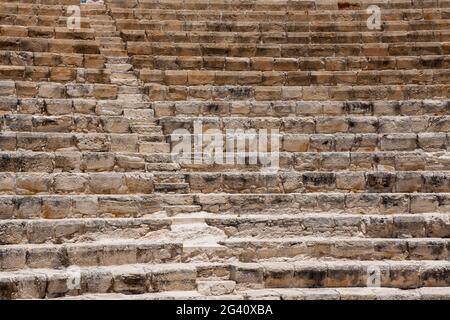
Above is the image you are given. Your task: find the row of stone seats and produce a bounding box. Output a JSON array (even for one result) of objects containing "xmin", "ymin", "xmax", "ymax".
[
  {"xmin": 0, "ymin": 15, "xmax": 91, "ymax": 28},
  {"xmin": 109, "ymin": 8, "xmax": 450, "ymax": 22},
  {"xmin": 0, "ymin": 51, "xmax": 105, "ymax": 68},
  {"xmin": 0, "ymin": 66, "xmax": 122, "ymax": 83},
  {"xmin": 3, "ymin": 65, "xmax": 450, "ymax": 84},
  {"xmin": 140, "ymin": 69, "xmax": 450, "ymax": 85},
  {"xmin": 0, "ymin": 37, "xmax": 100, "ymax": 54},
  {"xmin": 2, "ymin": 191, "xmax": 450, "ymax": 218},
  {"xmin": 116, "ymin": 20, "xmax": 450, "ymax": 32},
  {"xmin": 0, "ymin": 132, "xmax": 167, "ymax": 152},
  {"xmin": 159, "ymin": 115, "xmax": 450, "ymax": 133},
  {"xmin": 6, "ymin": 150, "xmax": 450, "ymax": 173},
  {"xmin": 7, "ymin": 170, "xmax": 450, "ymax": 194},
  {"xmin": 1, "ymin": 260, "xmax": 449, "ymax": 299},
  {"xmin": 145, "ymin": 84, "xmax": 449, "ymax": 100},
  {"xmin": 1, "ymin": 212, "xmax": 448, "ymax": 244},
  {"xmin": 105, "ymin": 0, "xmax": 450, "ymax": 10},
  {"xmin": 0, "ymin": 97, "xmax": 153, "ymax": 116},
  {"xmin": 132, "ymin": 55, "xmax": 449, "ymax": 71},
  {"xmin": 3, "ymin": 131, "xmax": 450, "ymax": 152},
  {"xmin": 0, "ymin": 81, "xmax": 125, "ymax": 99},
  {"xmin": 0, "ymin": 151, "xmax": 176, "ymax": 172},
  {"xmin": 0, "ymin": 172, "xmax": 155, "ymax": 195},
  {"xmin": 50, "ymin": 287, "xmax": 450, "ymax": 300},
  {"xmin": 3, "ymin": 98, "xmax": 450, "ymax": 117},
  {"xmin": 8, "ymin": 114, "xmax": 450, "ymax": 134},
  {"xmin": 3, "ymin": 80, "xmax": 448, "ymax": 101},
  {"xmin": 126, "ymin": 42, "xmax": 450, "ymax": 57},
  {"xmin": 121, "ymin": 30, "xmax": 450, "ymax": 44},
  {"xmin": 152, "ymin": 100, "xmax": 450, "ymax": 116},
  {"xmin": 0, "ymin": 238, "xmax": 449, "ymax": 271},
  {"xmin": 0, "ymin": 26, "xmax": 95, "ymax": 39}
]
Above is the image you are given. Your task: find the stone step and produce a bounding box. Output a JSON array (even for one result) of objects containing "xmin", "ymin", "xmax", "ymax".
[
  {"xmin": 164, "ymin": 205, "xmax": 203, "ymax": 215},
  {"xmin": 132, "ymin": 55, "xmax": 450, "ymax": 72},
  {"xmin": 0, "ymin": 260, "xmax": 449, "ymax": 298},
  {"xmin": 52, "ymin": 286, "xmax": 450, "ymax": 300},
  {"xmin": 144, "ymin": 84, "xmax": 449, "ymax": 101},
  {"xmin": 0, "ymin": 240, "xmax": 184, "ymax": 270},
  {"xmin": 205, "ymin": 213, "xmax": 450, "ymax": 239},
  {"xmin": 239, "ymin": 287, "xmax": 450, "ymax": 300},
  {"xmin": 122, "ymin": 30, "xmax": 450, "ymax": 45},
  {"xmin": 117, "ymin": 19, "xmax": 450, "ymax": 33},
  {"xmin": 230, "ymin": 260, "xmax": 450, "ymax": 289},
  {"xmin": 105, "ymin": 63, "xmax": 133, "ymax": 72},
  {"xmin": 159, "ymin": 115, "xmax": 450, "ymax": 134},
  {"xmin": 0, "ymin": 194, "xmax": 162, "ymax": 219},
  {"xmin": 196, "ymin": 279, "xmax": 236, "ymax": 296},
  {"xmin": 218, "ymin": 237, "xmax": 450, "ymax": 261},
  {"xmin": 0, "ymin": 97, "xmax": 153, "ymax": 116},
  {"xmin": 151, "ymin": 100, "xmax": 450, "ymax": 117},
  {"xmin": 0, "ymin": 217, "xmax": 171, "ymax": 244},
  {"xmin": 179, "ymin": 192, "xmax": 450, "ymax": 215},
  {"xmin": 0, "ymin": 193, "xmax": 445, "ymax": 219},
  {"xmin": 109, "ymin": 5, "xmax": 450, "ymax": 17},
  {"xmin": 0, "ymin": 15, "xmax": 92, "ymax": 28},
  {"xmin": 164, "ymin": 132, "xmax": 450, "ymax": 153},
  {"xmin": 109, "ymin": 73, "xmax": 139, "ymax": 86},
  {"xmin": 26, "ymin": 192, "xmax": 442, "ymax": 220},
  {"xmin": 53, "ymin": 290, "xmax": 239, "ymax": 300},
  {"xmin": 126, "ymin": 41, "xmax": 450, "ymax": 58},
  {"xmin": 184, "ymin": 236, "xmax": 450, "ymax": 262},
  {"xmin": 0, "ymin": 151, "xmax": 176, "ymax": 173},
  {"xmin": 0, "ymin": 25, "xmax": 96, "ymax": 40},
  {"xmin": 3, "ymin": 98, "xmax": 450, "ymax": 118},
  {"xmin": 0, "ymin": 65, "xmax": 113, "ymax": 83},
  {"xmin": 153, "ymin": 172, "xmax": 187, "ymax": 183},
  {"xmin": 0, "ymin": 262, "xmax": 199, "ymax": 299},
  {"xmin": 0, "ymin": 50, "xmax": 106, "ymax": 69},
  {"xmin": 105, "ymin": 56, "xmax": 131, "ymax": 64},
  {"xmin": 0, "ymin": 114, "xmax": 154, "ymax": 133},
  {"xmin": 1, "ymin": 65, "xmax": 449, "ymax": 86},
  {"xmin": 0, "ymin": 172, "xmax": 155, "ymax": 195},
  {"xmin": 154, "ymin": 182, "xmax": 190, "ymax": 193},
  {"xmin": 130, "ymin": 124, "xmax": 162, "ymax": 134},
  {"xmin": 172, "ymin": 171, "xmax": 450, "ymax": 194},
  {"xmin": 0, "ymin": 37, "xmax": 101, "ymax": 54},
  {"xmin": 145, "ymin": 163, "xmax": 180, "ymax": 171},
  {"xmin": 0, "ymin": 80, "xmax": 120, "ymax": 99},
  {"xmin": 177, "ymin": 151, "xmax": 450, "ymax": 172},
  {"xmin": 0, "ymin": 131, "xmax": 166, "ymax": 153},
  {"xmin": 101, "ymin": 49, "xmax": 129, "ymax": 57},
  {"xmin": 139, "ymin": 69, "xmax": 450, "ymax": 86}
]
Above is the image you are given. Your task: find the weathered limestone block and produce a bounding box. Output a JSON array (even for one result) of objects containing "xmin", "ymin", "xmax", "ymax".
[
  {"xmin": 72, "ymin": 196, "xmax": 98, "ymax": 217},
  {"xmin": 81, "ymin": 152, "xmax": 115, "ymax": 171},
  {"xmin": 197, "ymin": 280, "xmax": 236, "ymax": 296},
  {"xmin": 112, "ymin": 267, "xmax": 148, "ymax": 294},
  {"xmin": 15, "ymin": 197, "xmax": 41, "ymax": 219},
  {"xmin": 230, "ymin": 263, "xmax": 264, "ymax": 286},
  {"xmin": 16, "ymin": 173, "xmax": 51, "ymax": 194},
  {"xmin": 53, "ymin": 174, "xmax": 87, "ymax": 194},
  {"xmin": 89, "ymin": 173, "xmax": 126, "ymax": 194},
  {"xmin": 149, "ymin": 265, "xmax": 196, "ymax": 292},
  {"xmin": 42, "ymin": 196, "xmax": 72, "ymax": 219}
]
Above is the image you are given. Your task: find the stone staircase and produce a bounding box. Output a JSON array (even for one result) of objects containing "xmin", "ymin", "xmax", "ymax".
[{"xmin": 0, "ymin": 0, "xmax": 449, "ymax": 300}]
